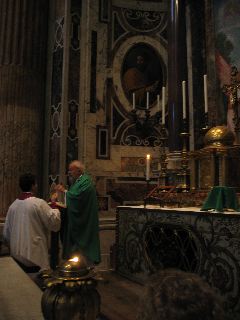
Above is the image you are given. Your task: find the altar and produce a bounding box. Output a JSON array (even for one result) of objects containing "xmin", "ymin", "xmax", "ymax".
[
  {"xmin": 116, "ymin": 205, "xmax": 240, "ymax": 319},
  {"xmin": 0, "ymin": 256, "xmax": 43, "ymax": 320}
]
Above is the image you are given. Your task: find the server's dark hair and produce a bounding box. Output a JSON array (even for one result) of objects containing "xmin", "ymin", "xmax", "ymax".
[{"xmin": 19, "ymin": 173, "xmax": 36, "ymax": 192}]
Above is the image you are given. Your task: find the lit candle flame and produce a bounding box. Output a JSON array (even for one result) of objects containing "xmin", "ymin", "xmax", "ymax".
[
  {"xmin": 69, "ymin": 256, "xmax": 79, "ymax": 262},
  {"xmin": 146, "ymin": 154, "xmax": 151, "ymax": 181}
]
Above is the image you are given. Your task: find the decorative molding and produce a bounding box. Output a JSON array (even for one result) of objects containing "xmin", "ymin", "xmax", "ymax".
[
  {"xmin": 54, "ymin": 18, "xmax": 64, "ymax": 51},
  {"xmin": 112, "ymin": 0, "xmax": 167, "ymax": 12},
  {"xmin": 70, "ymin": 13, "xmax": 80, "ymax": 50},
  {"xmin": 121, "ymin": 8, "xmax": 166, "ymax": 33},
  {"xmin": 120, "ymin": 123, "xmax": 162, "ymax": 147},
  {"xmin": 99, "ymin": 0, "xmax": 111, "ymax": 23},
  {"xmin": 113, "ymin": 12, "xmax": 128, "ymax": 45},
  {"xmin": 49, "ymin": 17, "xmax": 64, "ymax": 183},
  {"xmin": 96, "ymin": 125, "xmax": 110, "ymax": 159},
  {"xmin": 90, "ymin": 31, "xmax": 98, "ymax": 113},
  {"xmin": 97, "ymin": 195, "xmax": 111, "ymax": 211}
]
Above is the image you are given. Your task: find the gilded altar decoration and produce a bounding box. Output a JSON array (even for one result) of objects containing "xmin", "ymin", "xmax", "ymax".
[
  {"xmin": 41, "ymin": 253, "xmax": 100, "ymax": 320},
  {"xmin": 190, "ymin": 126, "xmax": 240, "ymax": 190},
  {"xmin": 204, "ymin": 125, "xmax": 235, "ymax": 147}
]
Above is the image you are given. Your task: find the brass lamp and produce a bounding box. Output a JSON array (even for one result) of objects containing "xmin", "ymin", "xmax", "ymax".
[{"xmin": 41, "ymin": 253, "xmax": 100, "ymax": 320}]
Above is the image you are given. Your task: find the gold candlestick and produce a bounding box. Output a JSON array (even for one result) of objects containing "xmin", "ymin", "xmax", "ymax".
[
  {"xmin": 201, "ymin": 112, "xmax": 210, "ymax": 133},
  {"xmin": 159, "ymin": 124, "xmax": 168, "ymax": 185},
  {"xmin": 179, "ymin": 119, "xmax": 190, "ymax": 189}
]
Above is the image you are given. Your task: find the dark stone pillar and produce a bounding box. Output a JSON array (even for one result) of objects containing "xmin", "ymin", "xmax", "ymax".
[
  {"xmin": 188, "ymin": 0, "xmax": 206, "ymax": 149},
  {"xmin": 168, "ymin": 0, "xmax": 188, "ymax": 151},
  {"xmin": 0, "ymin": 0, "xmax": 49, "ymax": 215}
]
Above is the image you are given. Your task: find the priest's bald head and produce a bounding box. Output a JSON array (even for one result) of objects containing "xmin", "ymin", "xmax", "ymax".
[{"xmin": 68, "ymin": 160, "xmax": 85, "ymax": 182}]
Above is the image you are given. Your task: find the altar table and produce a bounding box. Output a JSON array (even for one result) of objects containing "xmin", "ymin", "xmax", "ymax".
[{"xmin": 0, "ymin": 256, "xmax": 43, "ymax": 320}]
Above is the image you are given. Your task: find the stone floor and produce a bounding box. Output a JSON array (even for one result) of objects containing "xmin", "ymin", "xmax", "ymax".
[
  {"xmin": 0, "ymin": 249, "xmax": 143, "ymax": 318},
  {"xmin": 97, "ymin": 271, "xmax": 143, "ymax": 320}
]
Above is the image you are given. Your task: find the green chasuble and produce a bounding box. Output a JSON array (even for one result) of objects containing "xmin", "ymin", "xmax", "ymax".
[{"xmin": 63, "ymin": 173, "xmax": 101, "ymax": 263}]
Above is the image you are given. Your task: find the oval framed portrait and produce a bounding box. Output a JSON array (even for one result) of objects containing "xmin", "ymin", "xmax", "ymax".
[{"xmin": 121, "ymin": 43, "xmax": 164, "ymax": 109}]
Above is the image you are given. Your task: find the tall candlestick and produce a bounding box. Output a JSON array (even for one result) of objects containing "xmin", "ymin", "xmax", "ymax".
[
  {"xmin": 132, "ymin": 92, "xmax": 135, "ymax": 110},
  {"xmin": 146, "ymin": 154, "xmax": 151, "ymax": 181},
  {"xmin": 157, "ymin": 94, "xmax": 160, "ymax": 111},
  {"xmin": 162, "ymin": 86, "xmax": 166, "ymax": 125},
  {"xmin": 146, "ymin": 92, "xmax": 149, "ymax": 109},
  {"xmin": 203, "ymin": 74, "xmax": 208, "ymax": 113},
  {"xmin": 182, "ymin": 81, "xmax": 186, "ymax": 119}
]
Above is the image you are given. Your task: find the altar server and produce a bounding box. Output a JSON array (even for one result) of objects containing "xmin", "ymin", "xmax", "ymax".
[{"xmin": 3, "ymin": 173, "xmax": 61, "ymax": 272}]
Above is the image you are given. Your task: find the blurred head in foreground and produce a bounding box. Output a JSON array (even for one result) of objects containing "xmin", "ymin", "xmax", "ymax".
[{"xmin": 136, "ymin": 269, "xmax": 226, "ymax": 320}]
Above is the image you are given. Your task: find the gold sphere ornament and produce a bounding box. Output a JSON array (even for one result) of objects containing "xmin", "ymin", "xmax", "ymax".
[{"xmin": 204, "ymin": 126, "xmax": 235, "ymax": 147}]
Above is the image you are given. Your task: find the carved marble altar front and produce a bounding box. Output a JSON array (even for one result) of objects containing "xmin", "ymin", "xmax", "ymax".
[{"xmin": 116, "ymin": 205, "xmax": 240, "ymax": 319}]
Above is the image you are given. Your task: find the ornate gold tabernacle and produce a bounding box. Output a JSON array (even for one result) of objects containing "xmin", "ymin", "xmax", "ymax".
[{"xmin": 190, "ymin": 126, "xmax": 240, "ymax": 190}]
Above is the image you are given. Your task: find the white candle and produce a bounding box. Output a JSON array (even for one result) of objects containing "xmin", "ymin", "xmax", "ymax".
[
  {"xmin": 146, "ymin": 92, "xmax": 149, "ymax": 109},
  {"xmin": 204, "ymin": 74, "xmax": 208, "ymax": 113},
  {"xmin": 157, "ymin": 94, "xmax": 160, "ymax": 111},
  {"xmin": 146, "ymin": 154, "xmax": 151, "ymax": 181},
  {"xmin": 182, "ymin": 81, "xmax": 186, "ymax": 119},
  {"xmin": 162, "ymin": 86, "xmax": 166, "ymax": 125},
  {"xmin": 132, "ymin": 92, "xmax": 135, "ymax": 110}
]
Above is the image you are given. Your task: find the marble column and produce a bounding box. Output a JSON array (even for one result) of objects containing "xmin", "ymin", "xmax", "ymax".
[
  {"xmin": 0, "ymin": 0, "xmax": 49, "ymax": 215},
  {"xmin": 168, "ymin": 0, "xmax": 188, "ymax": 152}
]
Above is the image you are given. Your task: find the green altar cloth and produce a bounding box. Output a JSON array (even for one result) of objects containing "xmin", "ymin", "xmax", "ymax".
[{"xmin": 201, "ymin": 186, "xmax": 239, "ymax": 212}]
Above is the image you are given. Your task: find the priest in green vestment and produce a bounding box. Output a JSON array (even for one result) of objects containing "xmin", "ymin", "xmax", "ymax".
[{"xmin": 62, "ymin": 160, "xmax": 101, "ymax": 264}]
